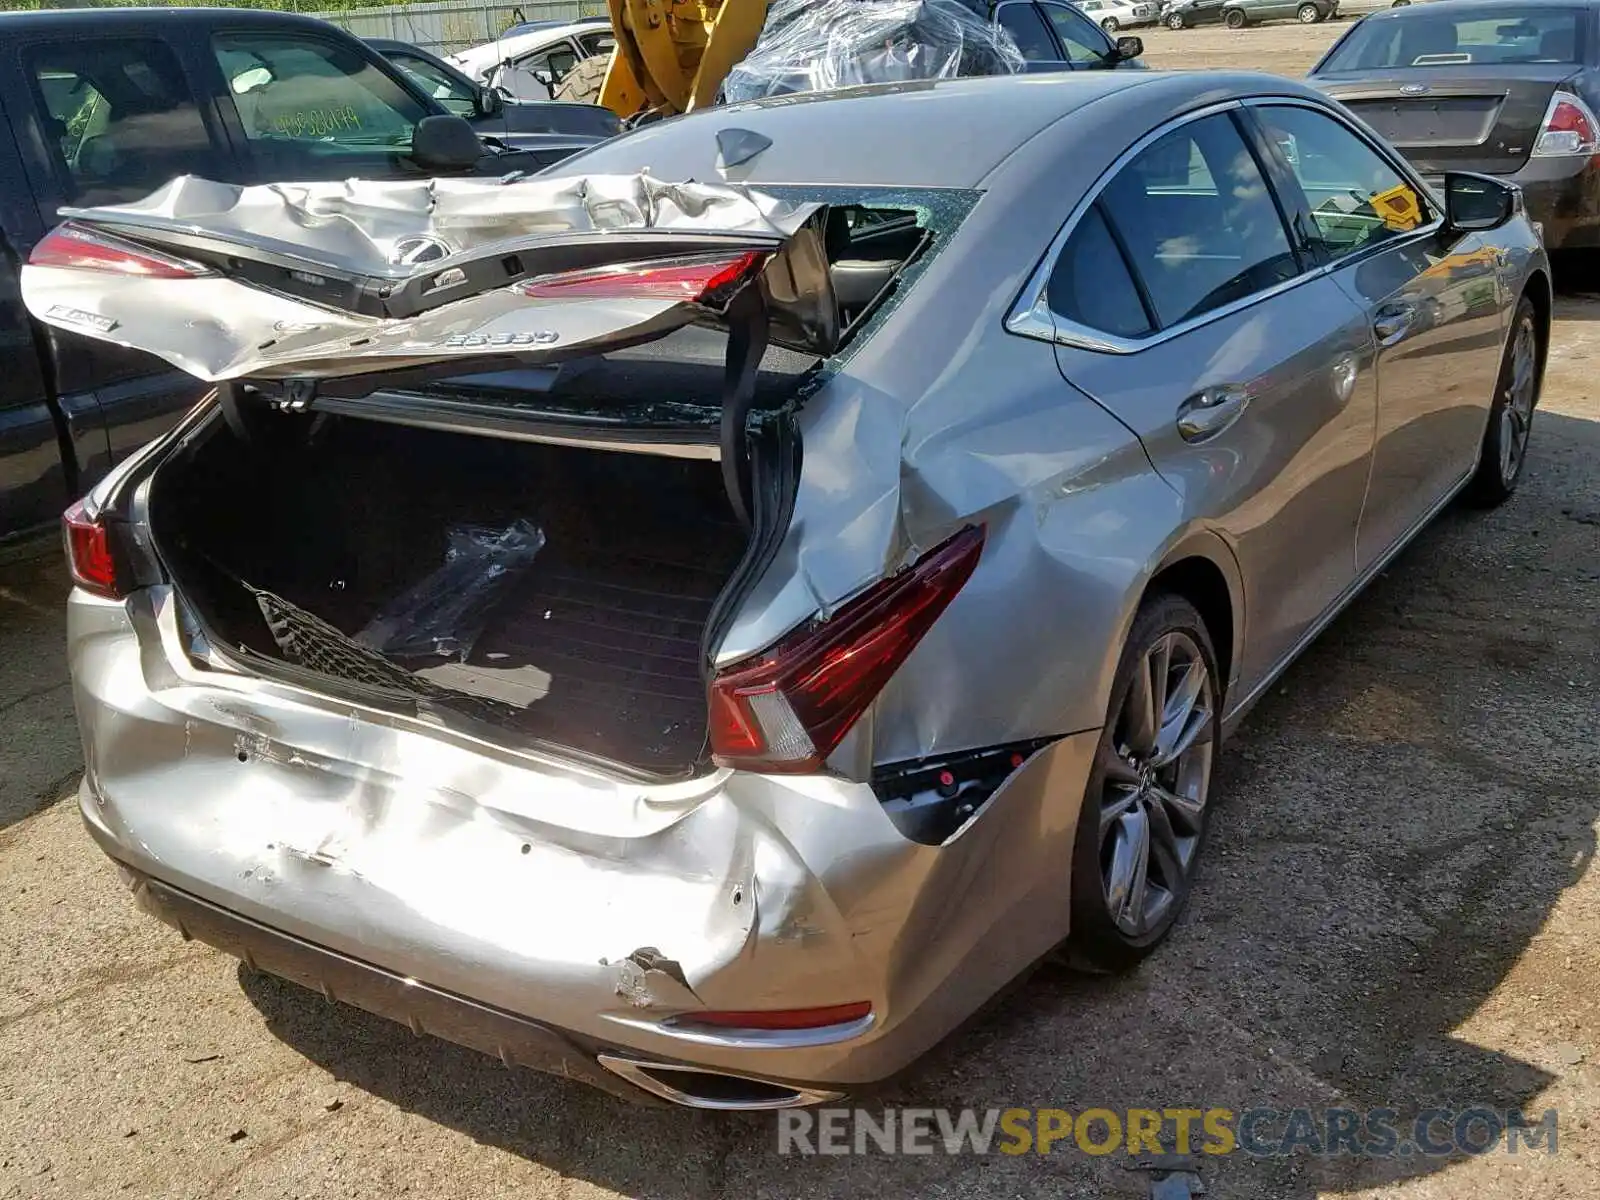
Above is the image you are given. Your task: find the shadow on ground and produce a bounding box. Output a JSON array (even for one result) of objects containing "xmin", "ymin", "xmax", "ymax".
[{"xmin": 223, "ymin": 407, "xmax": 1600, "ymax": 1195}]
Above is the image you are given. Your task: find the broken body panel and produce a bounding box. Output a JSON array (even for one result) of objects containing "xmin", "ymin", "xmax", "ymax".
[{"xmin": 39, "ymin": 78, "xmax": 1288, "ymax": 1105}]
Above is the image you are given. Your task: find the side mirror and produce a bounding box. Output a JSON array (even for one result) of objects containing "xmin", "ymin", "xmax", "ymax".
[
  {"xmin": 411, "ymin": 114, "xmax": 486, "ymax": 171},
  {"xmin": 1443, "ymin": 171, "xmax": 1519, "ymax": 233},
  {"xmin": 1114, "ymin": 36, "xmax": 1144, "ymax": 60},
  {"xmin": 475, "ymin": 85, "xmax": 504, "ymax": 116}
]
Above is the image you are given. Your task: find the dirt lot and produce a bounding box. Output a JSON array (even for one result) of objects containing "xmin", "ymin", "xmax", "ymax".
[{"xmin": 4, "ymin": 21, "xmax": 1600, "ymax": 1200}]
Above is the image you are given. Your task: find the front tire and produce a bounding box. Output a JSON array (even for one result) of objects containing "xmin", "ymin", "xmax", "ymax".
[
  {"xmin": 1068, "ymin": 594, "xmax": 1221, "ymax": 973},
  {"xmin": 1166, "ymin": 11, "xmax": 1186, "ymax": 28},
  {"xmin": 1298, "ymin": 2, "xmax": 1322, "ymax": 20},
  {"xmin": 1465, "ymin": 296, "xmax": 1540, "ymax": 507},
  {"xmin": 1102, "ymin": 15, "xmax": 1120, "ymax": 31},
  {"xmin": 1224, "ymin": 8, "xmax": 1247, "ymax": 27}
]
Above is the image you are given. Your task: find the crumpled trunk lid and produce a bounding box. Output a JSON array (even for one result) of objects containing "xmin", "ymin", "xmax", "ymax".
[{"xmin": 21, "ymin": 172, "xmax": 839, "ymax": 388}]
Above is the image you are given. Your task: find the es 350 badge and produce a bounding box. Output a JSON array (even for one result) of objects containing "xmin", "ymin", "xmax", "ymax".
[{"xmin": 441, "ymin": 330, "xmax": 560, "ymax": 348}]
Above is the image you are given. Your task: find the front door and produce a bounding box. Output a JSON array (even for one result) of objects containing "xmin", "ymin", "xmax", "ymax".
[{"xmin": 1247, "ymin": 101, "xmax": 1506, "ymax": 570}]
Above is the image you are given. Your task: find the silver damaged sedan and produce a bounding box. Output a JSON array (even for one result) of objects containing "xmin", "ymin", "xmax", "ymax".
[{"xmin": 27, "ymin": 70, "xmax": 1548, "ymax": 1109}]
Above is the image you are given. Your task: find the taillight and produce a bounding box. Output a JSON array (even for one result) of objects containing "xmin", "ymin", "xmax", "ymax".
[
  {"xmin": 514, "ymin": 250, "xmax": 765, "ymax": 304},
  {"xmin": 62, "ymin": 499, "xmax": 122, "ymax": 599},
  {"xmin": 708, "ymin": 525, "xmax": 985, "ymax": 773},
  {"xmin": 675, "ymin": 1001, "xmax": 873, "ymax": 1031},
  {"xmin": 29, "ymin": 221, "xmax": 209, "ymax": 279},
  {"xmin": 1533, "ymin": 91, "xmax": 1600, "ymax": 158}
]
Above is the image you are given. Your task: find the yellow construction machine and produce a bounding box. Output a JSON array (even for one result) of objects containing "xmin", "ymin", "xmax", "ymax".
[{"xmin": 554, "ymin": 0, "xmax": 772, "ymax": 123}]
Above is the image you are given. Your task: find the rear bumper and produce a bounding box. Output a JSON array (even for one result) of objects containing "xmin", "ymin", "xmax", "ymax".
[{"xmin": 71, "ymin": 584, "xmax": 1099, "ymax": 1103}]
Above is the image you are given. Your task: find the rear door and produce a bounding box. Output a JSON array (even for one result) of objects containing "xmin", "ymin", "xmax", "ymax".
[
  {"xmin": 1246, "ymin": 100, "xmax": 1505, "ymax": 570},
  {"xmin": 0, "ymin": 28, "xmax": 224, "ymax": 499},
  {"xmin": 0, "ymin": 100, "xmax": 64, "ymax": 542},
  {"xmin": 1043, "ymin": 107, "xmax": 1377, "ymax": 686}
]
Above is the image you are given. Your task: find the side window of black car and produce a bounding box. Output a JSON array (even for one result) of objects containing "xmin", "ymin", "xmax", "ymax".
[
  {"xmin": 996, "ymin": 2, "xmax": 1060, "ymax": 61},
  {"xmin": 28, "ymin": 39, "xmax": 219, "ymax": 207}
]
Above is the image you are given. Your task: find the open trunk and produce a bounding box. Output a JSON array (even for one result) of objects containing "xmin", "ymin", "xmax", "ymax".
[
  {"xmin": 150, "ymin": 411, "xmax": 755, "ymax": 776},
  {"xmin": 27, "ymin": 173, "xmax": 939, "ymax": 774}
]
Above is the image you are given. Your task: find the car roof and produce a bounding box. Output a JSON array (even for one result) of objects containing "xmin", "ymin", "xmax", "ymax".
[
  {"xmin": 548, "ymin": 71, "xmax": 1323, "ymax": 190},
  {"xmin": 0, "ymin": 6, "xmax": 343, "ymax": 31}
]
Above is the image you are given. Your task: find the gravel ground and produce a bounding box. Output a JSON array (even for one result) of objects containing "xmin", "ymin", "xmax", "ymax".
[{"xmin": 4, "ymin": 22, "xmax": 1600, "ymax": 1200}]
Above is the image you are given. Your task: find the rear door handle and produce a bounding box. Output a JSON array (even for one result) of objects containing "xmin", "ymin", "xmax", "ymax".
[
  {"xmin": 1176, "ymin": 385, "xmax": 1250, "ymax": 442},
  {"xmin": 1373, "ymin": 303, "xmax": 1415, "ymax": 344}
]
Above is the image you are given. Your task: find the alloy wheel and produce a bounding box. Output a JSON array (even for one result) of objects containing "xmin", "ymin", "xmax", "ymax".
[
  {"xmin": 1499, "ymin": 314, "xmax": 1537, "ymax": 486},
  {"xmin": 1097, "ymin": 631, "xmax": 1215, "ymax": 938}
]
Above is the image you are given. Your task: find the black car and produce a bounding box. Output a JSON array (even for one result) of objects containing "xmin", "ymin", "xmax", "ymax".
[
  {"xmin": 1161, "ymin": 0, "xmax": 1229, "ymax": 29},
  {"xmin": 1311, "ymin": 0, "xmax": 1600, "ymax": 250},
  {"xmin": 0, "ymin": 7, "xmax": 599, "ymax": 545},
  {"xmin": 366, "ymin": 37, "xmax": 619, "ymax": 149}
]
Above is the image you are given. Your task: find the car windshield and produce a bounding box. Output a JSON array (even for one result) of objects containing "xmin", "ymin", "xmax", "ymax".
[{"xmin": 1320, "ymin": 6, "xmax": 1583, "ymax": 70}]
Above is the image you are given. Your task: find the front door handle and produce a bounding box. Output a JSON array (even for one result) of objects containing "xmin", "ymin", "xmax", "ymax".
[
  {"xmin": 1373, "ymin": 303, "xmax": 1415, "ymax": 344},
  {"xmin": 1177, "ymin": 385, "xmax": 1250, "ymax": 443}
]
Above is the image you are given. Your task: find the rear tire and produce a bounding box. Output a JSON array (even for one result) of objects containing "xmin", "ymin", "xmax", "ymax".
[
  {"xmin": 1465, "ymin": 296, "xmax": 1540, "ymax": 507},
  {"xmin": 1102, "ymin": 15, "xmax": 1120, "ymax": 31},
  {"xmin": 1298, "ymin": 3, "xmax": 1321, "ymax": 20},
  {"xmin": 1224, "ymin": 8, "xmax": 1247, "ymax": 28},
  {"xmin": 553, "ymin": 54, "xmax": 610, "ymax": 106},
  {"xmin": 1391, "ymin": 0, "xmax": 1410, "ymax": 6},
  {"xmin": 1166, "ymin": 11, "xmax": 1185, "ymax": 27},
  {"xmin": 1067, "ymin": 594, "xmax": 1221, "ymax": 974}
]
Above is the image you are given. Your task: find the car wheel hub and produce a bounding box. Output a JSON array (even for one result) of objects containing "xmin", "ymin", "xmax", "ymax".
[
  {"xmin": 1099, "ymin": 631, "xmax": 1215, "ymax": 938},
  {"xmin": 1500, "ymin": 316, "xmax": 1537, "ymax": 485}
]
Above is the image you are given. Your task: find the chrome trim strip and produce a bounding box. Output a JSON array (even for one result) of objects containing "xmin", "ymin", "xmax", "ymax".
[
  {"xmin": 602, "ymin": 1011, "xmax": 876, "ymax": 1049},
  {"xmin": 595, "ymin": 1054, "xmax": 845, "ymax": 1110}
]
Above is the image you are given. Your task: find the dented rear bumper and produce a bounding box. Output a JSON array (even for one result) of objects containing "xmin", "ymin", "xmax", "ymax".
[{"xmin": 72, "ymin": 585, "xmax": 1099, "ymax": 1102}]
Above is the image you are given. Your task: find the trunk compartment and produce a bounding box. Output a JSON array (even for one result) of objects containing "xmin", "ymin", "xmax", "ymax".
[{"xmin": 151, "ymin": 414, "xmax": 754, "ymax": 776}]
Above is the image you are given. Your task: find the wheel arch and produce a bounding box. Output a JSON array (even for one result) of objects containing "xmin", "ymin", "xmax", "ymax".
[{"xmin": 1144, "ymin": 533, "xmax": 1244, "ymax": 707}]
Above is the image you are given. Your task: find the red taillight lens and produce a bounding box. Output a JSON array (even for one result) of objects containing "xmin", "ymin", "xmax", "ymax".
[
  {"xmin": 30, "ymin": 221, "xmax": 208, "ymax": 279},
  {"xmin": 514, "ymin": 250, "xmax": 765, "ymax": 304},
  {"xmin": 679, "ymin": 1001, "xmax": 873, "ymax": 1031},
  {"xmin": 62, "ymin": 499, "xmax": 121, "ymax": 599},
  {"xmin": 1534, "ymin": 92, "xmax": 1600, "ymax": 157},
  {"xmin": 708, "ymin": 525, "xmax": 985, "ymax": 773}
]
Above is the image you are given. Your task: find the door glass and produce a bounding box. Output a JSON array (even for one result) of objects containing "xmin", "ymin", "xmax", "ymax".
[
  {"xmin": 1101, "ymin": 112, "xmax": 1301, "ymax": 328},
  {"xmin": 1253, "ymin": 105, "xmax": 1430, "ymax": 261},
  {"xmin": 388, "ymin": 51, "xmax": 477, "ymax": 118},
  {"xmin": 516, "ymin": 43, "xmax": 581, "ymax": 88},
  {"xmin": 1040, "ymin": 3, "xmax": 1113, "ymax": 64},
  {"xmin": 28, "ymin": 40, "xmax": 217, "ymax": 206},
  {"xmin": 214, "ymin": 33, "xmax": 430, "ymax": 171},
  {"xmin": 996, "ymin": 3, "xmax": 1060, "ymax": 61},
  {"xmin": 1047, "ymin": 204, "xmax": 1153, "ymax": 338},
  {"xmin": 578, "ymin": 31, "xmax": 617, "ymax": 56}
]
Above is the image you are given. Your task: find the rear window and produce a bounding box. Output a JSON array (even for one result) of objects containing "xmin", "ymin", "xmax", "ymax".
[{"xmin": 1321, "ymin": 7, "xmax": 1585, "ymax": 71}]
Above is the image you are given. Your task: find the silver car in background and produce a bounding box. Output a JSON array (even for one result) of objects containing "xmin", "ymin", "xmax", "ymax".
[{"xmin": 30, "ymin": 70, "xmax": 1547, "ymax": 1110}]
